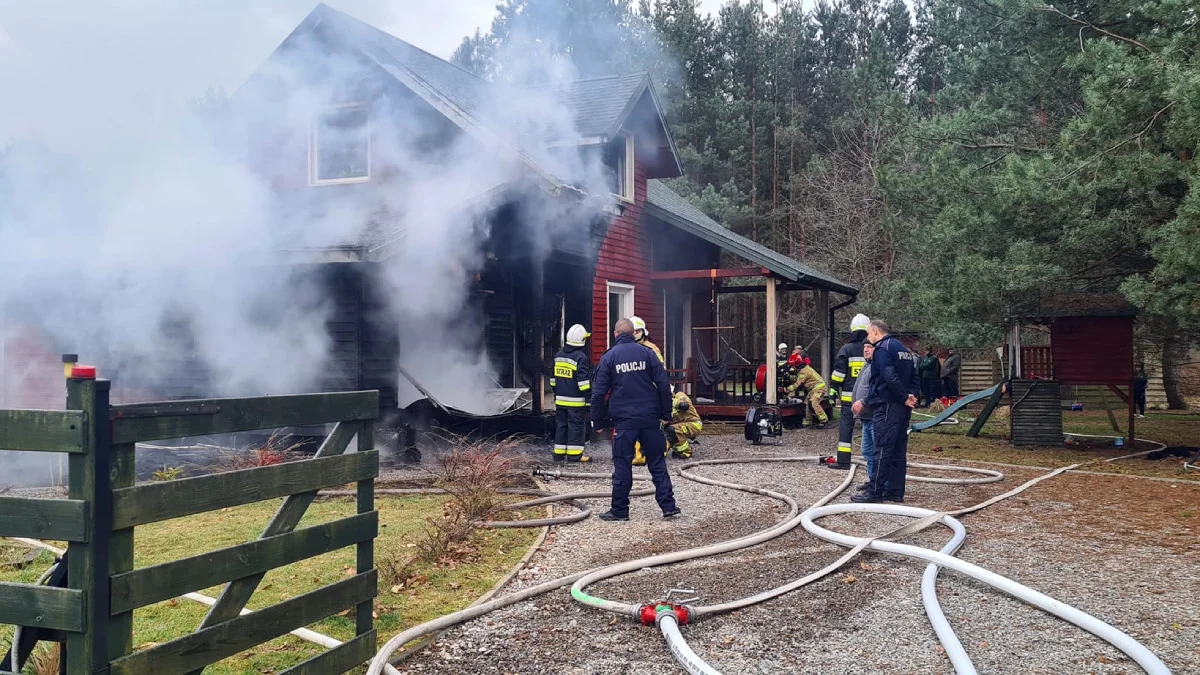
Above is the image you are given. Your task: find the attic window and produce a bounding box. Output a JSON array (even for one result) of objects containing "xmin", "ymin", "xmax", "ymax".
[
  {"xmin": 606, "ymin": 134, "xmax": 635, "ymax": 203},
  {"xmin": 310, "ymin": 104, "xmax": 370, "ymax": 185}
]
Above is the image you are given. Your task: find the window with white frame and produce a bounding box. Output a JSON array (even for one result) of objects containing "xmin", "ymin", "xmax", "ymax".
[
  {"xmin": 605, "ymin": 134, "xmax": 635, "ymax": 202},
  {"xmin": 310, "ymin": 104, "xmax": 370, "ymax": 184},
  {"xmin": 606, "ymin": 282, "xmax": 635, "ymax": 348}
]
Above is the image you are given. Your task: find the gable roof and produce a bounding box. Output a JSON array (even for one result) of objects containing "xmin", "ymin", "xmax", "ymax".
[
  {"xmin": 644, "ymin": 180, "xmax": 857, "ymax": 296},
  {"xmin": 562, "ymin": 73, "xmax": 649, "ymax": 137}
]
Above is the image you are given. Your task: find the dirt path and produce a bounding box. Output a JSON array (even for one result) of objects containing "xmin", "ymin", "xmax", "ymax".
[{"xmin": 394, "ymin": 429, "xmax": 1200, "ymax": 674}]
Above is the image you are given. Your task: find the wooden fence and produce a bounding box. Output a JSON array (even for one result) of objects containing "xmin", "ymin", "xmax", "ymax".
[{"xmin": 1, "ymin": 375, "xmax": 379, "ymax": 675}]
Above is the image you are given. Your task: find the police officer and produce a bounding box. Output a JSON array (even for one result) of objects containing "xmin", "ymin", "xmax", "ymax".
[
  {"xmin": 550, "ymin": 324, "xmax": 592, "ymax": 463},
  {"xmin": 591, "ymin": 318, "xmax": 680, "ymax": 521},
  {"xmin": 829, "ymin": 314, "xmax": 871, "ymax": 469},
  {"xmin": 852, "ymin": 319, "xmax": 919, "ymax": 504}
]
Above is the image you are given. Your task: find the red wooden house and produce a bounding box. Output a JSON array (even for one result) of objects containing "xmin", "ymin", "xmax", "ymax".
[{"xmin": 2, "ymin": 4, "xmax": 857, "ymax": 431}]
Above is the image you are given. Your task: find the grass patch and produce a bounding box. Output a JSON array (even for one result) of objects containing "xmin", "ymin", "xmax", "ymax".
[
  {"xmin": 2, "ymin": 494, "xmax": 539, "ymax": 674},
  {"xmin": 909, "ymin": 408, "xmax": 1199, "ymax": 481}
]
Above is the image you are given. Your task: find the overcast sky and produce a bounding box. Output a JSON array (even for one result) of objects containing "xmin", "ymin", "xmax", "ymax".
[{"xmin": 0, "ymin": 0, "xmax": 748, "ymax": 148}]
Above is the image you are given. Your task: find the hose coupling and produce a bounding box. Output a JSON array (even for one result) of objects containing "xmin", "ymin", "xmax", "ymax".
[
  {"xmin": 638, "ymin": 603, "xmax": 691, "ymax": 626},
  {"xmin": 819, "ymin": 455, "xmax": 834, "ymax": 465},
  {"xmin": 532, "ymin": 467, "xmax": 560, "ymax": 479}
]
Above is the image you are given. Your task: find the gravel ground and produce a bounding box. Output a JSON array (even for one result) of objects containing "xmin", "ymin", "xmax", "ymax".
[{"xmin": 391, "ymin": 426, "xmax": 1200, "ymax": 674}]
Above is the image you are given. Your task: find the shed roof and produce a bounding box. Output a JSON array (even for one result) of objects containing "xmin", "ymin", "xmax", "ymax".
[
  {"xmin": 1013, "ymin": 293, "xmax": 1138, "ymax": 321},
  {"xmin": 644, "ymin": 180, "xmax": 857, "ymax": 295}
]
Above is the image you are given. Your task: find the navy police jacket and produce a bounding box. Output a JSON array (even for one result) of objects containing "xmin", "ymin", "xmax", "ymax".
[
  {"xmin": 866, "ymin": 334, "xmax": 920, "ymax": 407},
  {"xmin": 590, "ymin": 333, "xmax": 673, "ymax": 429}
]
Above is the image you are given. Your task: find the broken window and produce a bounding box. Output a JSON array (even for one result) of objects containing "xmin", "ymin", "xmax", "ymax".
[{"xmin": 310, "ymin": 104, "xmax": 370, "ymax": 184}]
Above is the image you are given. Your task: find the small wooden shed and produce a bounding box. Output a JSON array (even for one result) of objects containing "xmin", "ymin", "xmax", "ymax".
[{"xmin": 1006, "ymin": 293, "xmax": 1138, "ymax": 446}]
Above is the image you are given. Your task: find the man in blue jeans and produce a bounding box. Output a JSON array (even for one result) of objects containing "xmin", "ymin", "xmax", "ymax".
[
  {"xmin": 850, "ymin": 340, "xmax": 878, "ymax": 491},
  {"xmin": 590, "ymin": 318, "xmax": 680, "ymax": 521}
]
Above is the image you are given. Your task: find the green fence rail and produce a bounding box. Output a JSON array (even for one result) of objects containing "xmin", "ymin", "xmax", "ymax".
[{"xmin": 1, "ymin": 376, "xmax": 379, "ymax": 675}]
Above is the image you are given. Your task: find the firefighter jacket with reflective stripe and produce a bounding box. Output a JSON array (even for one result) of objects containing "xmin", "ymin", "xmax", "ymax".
[
  {"xmin": 671, "ymin": 391, "xmax": 701, "ymax": 426},
  {"xmin": 830, "ymin": 336, "xmax": 867, "ymax": 403},
  {"xmin": 551, "ymin": 345, "xmax": 592, "ymax": 408},
  {"xmin": 793, "ymin": 365, "xmax": 827, "ymax": 394},
  {"xmin": 638, "ymin": 338, "xmax": 665, "ymax": 365},
  {"xmin": 591, "ymin": 334, "xmax": 672, "ymax": 429}
]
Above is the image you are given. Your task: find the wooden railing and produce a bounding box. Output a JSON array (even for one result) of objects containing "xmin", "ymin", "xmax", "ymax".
[
  {"xmin": 690, "ymin": 363, "xmax": 761, "ymax": 404},
  {"xmin": 1, "ymin": 376, "xmax": 380, "ymax": 675}
]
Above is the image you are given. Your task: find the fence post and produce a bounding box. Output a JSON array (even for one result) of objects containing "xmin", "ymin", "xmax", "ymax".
[
  {"xmin": 65, "ymin": 375, "xmax": 111, "ymax": 675},
  {"xmin": 355, "ymin": 420, "xmax": 376, "ymax": 644}
]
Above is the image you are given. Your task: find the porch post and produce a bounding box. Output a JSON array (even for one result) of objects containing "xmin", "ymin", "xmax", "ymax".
[
  {"xmin": 817, "ymin": 290, "xmax": 831, "ymax": 382},
  {"xmin": 765, "ymin": 277, "xmax": 778, "ymax": 405}
]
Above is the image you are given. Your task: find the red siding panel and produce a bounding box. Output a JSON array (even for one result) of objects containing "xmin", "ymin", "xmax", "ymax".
[
  {"xmin": 591, "ymin": 159, "xmax": 662, "ymax": 363},
  {"xmin": 1050, "ymin": 316, "xmax": 1134, "ymax": 386}
]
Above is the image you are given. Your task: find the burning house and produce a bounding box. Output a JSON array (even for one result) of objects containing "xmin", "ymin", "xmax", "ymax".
[{"xmin": 0, "ymin": 3, "xmax": 857, "ymax": 444}]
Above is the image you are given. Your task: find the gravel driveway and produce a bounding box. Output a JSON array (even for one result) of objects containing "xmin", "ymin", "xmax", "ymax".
[{"xmin": 392, "ymin": 427, "xmax": 1199, "ymax": 674}]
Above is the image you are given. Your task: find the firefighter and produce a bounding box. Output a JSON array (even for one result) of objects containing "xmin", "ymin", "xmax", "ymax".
[
  {"xmin": 828, "ymin": 313, "xmax": 870, "ymax": 469},
  {"xmin": 667, "ymin": 387, "xmax": 703, "ymax": 459},
  {"xmin": 630, "ymin": 316, "xmax": 664, "ymax": 364},
  {"xmin": 550, "ymin": 324, "xmax": 592, "ymax": 463},
  {"xmin": 630, "ymin": 315, "xmax": 664, "ymax": 466},
  {"xmin": 788, "ymin": 362, "xmax": 829, "ymax": 427}
]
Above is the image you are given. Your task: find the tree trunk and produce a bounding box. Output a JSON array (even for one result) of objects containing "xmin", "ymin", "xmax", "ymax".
[{"xmin": 1161, "ymin": 338, "xmax": 1189, "ymax": 409}]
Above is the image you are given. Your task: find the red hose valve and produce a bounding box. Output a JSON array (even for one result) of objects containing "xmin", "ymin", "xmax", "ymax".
[{"xmin": 639, "ymin": 603, "xmax": 691, "ymax": 626}]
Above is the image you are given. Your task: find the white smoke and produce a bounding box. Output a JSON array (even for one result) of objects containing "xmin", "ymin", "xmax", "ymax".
[{"xmin": 1, "ymin": 2, "xmax": 629, "ymax": 482}]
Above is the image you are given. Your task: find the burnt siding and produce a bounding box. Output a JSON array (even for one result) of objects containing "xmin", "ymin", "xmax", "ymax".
[
  {"xmin": 591, "ymin": 157, "xmax": 660, "ymax": 363},
  {"xmin": 360, "ymin": 265, "xmax": 399, "ymax": 410},
  {"xmin": 321, "ymin": 264, "xmax": 363, "ymax": 393},
  {"xmin": 484, "ymin": 285, "xmax": 516, "ymax": 388}
]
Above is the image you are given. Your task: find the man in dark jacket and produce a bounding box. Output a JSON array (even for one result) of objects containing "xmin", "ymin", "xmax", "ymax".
[
  {"xmin": 590, "ymin": 318, "xmax": 680, "ymax": 521},
  {"xmin": 918, "ymin": 348, "xmax": 941, "ymax": 407},
  {"xmin": 941, "ymin": 349, "xmax": 961, "ymax": 398},
  {"xmin": 852, "ymin": 319, "xmax": 919, "ymax": 504}
]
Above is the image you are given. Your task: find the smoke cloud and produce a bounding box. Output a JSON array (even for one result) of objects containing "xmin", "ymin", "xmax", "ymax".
[{"xmin": 1, "ymin": 2, "xmax": 628, "ymax": 482}]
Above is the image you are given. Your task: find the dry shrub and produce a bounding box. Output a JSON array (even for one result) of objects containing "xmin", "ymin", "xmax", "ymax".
[
  {"xmin": 991, "ymin": 405, "xmax": 1012, "ymax": 420},
  {"xmin": 380, "ymin": 436, "xmax": 527, "ymax": 581},
  {"xmin": 434, "ymin": 436, "xmax": 529, "ymax": 523},
  {"xmin": 216, "ymin": 430, "xmax": 304, "ymax": 472},
  {"xmin": 24, "ymin": 644, "xmax": 62, "ymax": 675}
]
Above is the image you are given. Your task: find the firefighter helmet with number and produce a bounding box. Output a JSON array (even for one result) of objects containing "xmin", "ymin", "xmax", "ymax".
[
  {"xmin": 630, "ymin": 316, "xmax": 649, "ymax": 336},
  {"xmin": 566, "ymin": 324, "xmax": 590, "ymax": 347},
  {"xmin": 850, "ymin": 313, "xmax": 871, "ymax": 333}
]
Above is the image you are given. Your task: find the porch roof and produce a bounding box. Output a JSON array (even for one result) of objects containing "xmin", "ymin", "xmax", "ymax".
[{"xmin": 644, "ymin": 180, "xmax": 857, "ymax": 296}]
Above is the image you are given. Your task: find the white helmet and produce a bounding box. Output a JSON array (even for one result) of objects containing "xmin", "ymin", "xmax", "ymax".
[
  {"xmin": 630, "ymin": 316, "xmax": 648, "ymax": 336},
  {"xmin": 850, "ymin": 313, "xmax": 870, "ymax": 332},
  {"xmin": 566, "ymin": 324, "xmax": 590, "ymax": 347},
  {"xmin": 778, "ymin": 342, "xmax": 788, "ymax": 352}
]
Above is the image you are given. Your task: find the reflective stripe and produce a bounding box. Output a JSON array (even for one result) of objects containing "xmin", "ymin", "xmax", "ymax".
[
  {"xmin": 831, "ymin": 370, "xmax": 846, "ymax": 383},
  {"xmin": 840, "ymin": 393, "xmax": 853, "ymax": 402},
  {"xmin": 554, "ymin": 357, "xmax": 577, "ymax": 365},
  {"xmin": 566, "ymin": 446, "xmax": 584, "ymax": 455},
  {"xmin": 549, "ymin": 378, "xmax": 557, "ymax": 387},
  {"xmin": 849, "ymin": 357, "xmax": 866, "ymax": 365},
  {"xmin": 838, "ymin": 442, "xmax": 852, "ymax": 450},
  {"xmin": 553, "ymin": 445, "xmax": 567, "ymax": 455},
  {"xmin": 556, "ymin": 396, "xmax": 587, "ymax": 407},
  {"xmin": 578, "ymin": 380, "xmax": 591, "ymax": 391}
]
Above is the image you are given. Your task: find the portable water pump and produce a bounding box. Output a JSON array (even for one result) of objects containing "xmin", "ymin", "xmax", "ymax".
[{"xmin": 744, "ymin": 406, "xmax": 783, "ymax": 445}]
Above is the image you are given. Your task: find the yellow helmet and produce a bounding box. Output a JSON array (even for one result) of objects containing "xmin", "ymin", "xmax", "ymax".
[{"xmin": 566, "ymin": 324, "xmax": 590, "ymax": 347}]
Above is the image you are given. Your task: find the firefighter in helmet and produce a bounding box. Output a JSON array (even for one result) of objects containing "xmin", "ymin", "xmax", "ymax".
[
  {"xmin": 630, "ymin": 316, "xmax": 664, "ymax": 365},
  {"xmin": 551, "ymin": 324, "xmax": 592, "ymax": 463},
  {"xmin": 787, "ymin": 361, "xmax": 829, "ymax": 427},
  {"xmin": 667, "ymin": 386, "xmax": 703, "ymax": 459},
  {"xmin": 828, "ymin": 313, "xmax": 870, "ymax": 469},
  {"xmin": 630, "ymin": 316, "xmax": 664, "ymax": 466}
]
